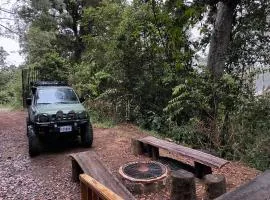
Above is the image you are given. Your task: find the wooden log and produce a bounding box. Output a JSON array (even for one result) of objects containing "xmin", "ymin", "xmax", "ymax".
[
  {"xmin": 204, "ymin": 174, "xmax": 226, "ymax": 200},
  {"xmin": 151, "ymin": 146, "xmax": 159, "ymax": 160},
  {"xmin": 195, "ymin": 161, "xmax": 212, "ymax": 179},
  {"xmin": 72, "ymin": 159, "xmax": 83, "ymax": 182},
  {"xmin": 131, "ymin": 139, "xmax": 144, "ymax": 156},
  {"xmin": 170, "ymin": 169, "xmax": 196, "ymax": 200}
]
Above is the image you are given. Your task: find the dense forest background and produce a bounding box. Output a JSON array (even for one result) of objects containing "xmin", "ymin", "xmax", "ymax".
[{"xmin": 1, "ymin": 0, "xmax": 270, "ymax": 170}]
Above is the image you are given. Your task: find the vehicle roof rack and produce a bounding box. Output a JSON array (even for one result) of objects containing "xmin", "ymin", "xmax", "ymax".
[{"xmin": 32, "ymin": 81, "xmax": 68, "ymax": 87}]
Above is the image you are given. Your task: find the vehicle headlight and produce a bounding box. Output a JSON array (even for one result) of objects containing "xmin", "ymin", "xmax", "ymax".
[
  {"xmin": 56, "ymin": 110, "xmax": 64, "ymax": 120},
  {"xmin": 78, "ymin": 111, "xmax": 88, "ymax": 119},
  {"xmin": 36, "ymin": 114, "xmax": 50, "ymax": 122},
  {"xmin": 68, "ymin": 110, "xmax": 76, "ymax": 120}
]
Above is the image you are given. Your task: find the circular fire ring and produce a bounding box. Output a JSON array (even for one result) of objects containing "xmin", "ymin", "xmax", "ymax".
[{"xmin": 119, "ymin": 161, "xmax": 168, "ymax": 194}]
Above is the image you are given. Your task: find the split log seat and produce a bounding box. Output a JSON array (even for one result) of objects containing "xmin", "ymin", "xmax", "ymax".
[
  {"xmin": 216, "ymin": 170, "xmax": 270, "ymax": 200},
  {"xmin": 70, "ymin": 151, "xmax": 135, "ymax": 200},
  {"xmin": 136, "ymin": 136, "xmax": 229, "ymax": 178}
]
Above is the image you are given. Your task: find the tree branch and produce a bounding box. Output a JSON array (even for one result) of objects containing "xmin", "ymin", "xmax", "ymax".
[
  {"xmin": 0, "ymin": 23, "xmax": 19, "ymax": 35},
  {"xmin": 0, "ymin": 7, "xmax": 16, "ymax": 15}
]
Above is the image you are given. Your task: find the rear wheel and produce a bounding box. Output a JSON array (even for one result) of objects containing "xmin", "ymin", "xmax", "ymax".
[
  {"xmin": 28, "ymin": 128, "xmax": 41, "ymax": 157},
  {"xmin": 26, "ymin": 117, "xmax": 30, "ymax": 136},
  {"xmin": 81, "ymin": 123, "xmax": 93, "ymax": 147}
]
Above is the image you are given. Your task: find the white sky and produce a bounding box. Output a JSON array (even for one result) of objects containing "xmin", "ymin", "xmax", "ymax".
[
  {"xmin": 0, "ymin": 0, "xmax": 25, "ymax": 66},
  {"xmin": 0, "ymin": 37, "xmax": 24, "ymax": 66}
]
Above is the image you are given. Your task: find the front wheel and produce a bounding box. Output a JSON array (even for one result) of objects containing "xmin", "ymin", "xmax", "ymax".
[
  {"xmin": 81, "ymin": 123, "xmax": 93, "ymax": 147},
  {"xmin": 28, "ymin": 127, "xmax": 41, "ymax": 157}
]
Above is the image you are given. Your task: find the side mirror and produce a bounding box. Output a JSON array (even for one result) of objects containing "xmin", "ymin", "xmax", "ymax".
[
  {"xmin": 31, "ymin": 86, "xmax": 37, "ymax": 94},
  {"xmin": 79, "ymin": 97, "xmax": 85, "ymax": 103},
  {"xmin": 26, "ymin": 98, "xmax": 32, "ymax": 106}
]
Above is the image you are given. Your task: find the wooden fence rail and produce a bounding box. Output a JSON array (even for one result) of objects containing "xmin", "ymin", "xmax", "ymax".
[{"xmin": 79, "ymin": 174, "xmax": 124, "ymax": 200}]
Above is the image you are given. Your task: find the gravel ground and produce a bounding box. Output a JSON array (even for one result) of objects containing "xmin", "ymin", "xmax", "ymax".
[{"xmin": 0, "ymin": 110, "xmax": 260, "ymax": 200}]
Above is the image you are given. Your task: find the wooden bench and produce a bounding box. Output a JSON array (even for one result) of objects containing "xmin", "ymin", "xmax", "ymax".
[
  {"xmin": 70, "ymin": 151, "xmax": 135, "ymax": 200},
  {"xmin": 136, "ymin": 136, "xmax": 229, "ymax": 178},
  {"xmin": 216, "ymin": 170, "xmax": 270, "ymax": 200},
  {"xmin": 80, "ymin": 174, "xmax": 123, "ymax": 200}
]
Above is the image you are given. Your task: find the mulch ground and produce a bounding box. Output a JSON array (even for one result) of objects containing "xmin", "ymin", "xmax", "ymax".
[{"xmin": 0, "ymin": 110, "xmax": 260, "ymax": 200}]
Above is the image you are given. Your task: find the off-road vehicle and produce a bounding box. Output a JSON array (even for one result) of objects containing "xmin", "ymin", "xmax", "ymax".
[{"xmin": 26, "ymin": 81, "xmax": 93, "ymax": 157}]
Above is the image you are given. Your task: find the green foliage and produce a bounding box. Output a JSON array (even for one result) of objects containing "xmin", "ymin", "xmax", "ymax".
[
  {"xmin": 0, "ymin": 67, "xmax": 22, "ymax": 108},
  {"xmin": 36, "ymin": 52, "xmax": 69, "ymax": 81},
  {"xmin": 17, "ymin": 0, "xmax": 270, "ymax": 171},
  {"xmin": 229, "ymin": 95, "xmax": 270, "ymax": 170}
]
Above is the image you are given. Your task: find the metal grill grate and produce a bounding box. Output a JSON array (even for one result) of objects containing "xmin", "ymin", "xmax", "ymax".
[{"xmin": 122, "ymin": 162, "xmax": 166, "ymax": 180}]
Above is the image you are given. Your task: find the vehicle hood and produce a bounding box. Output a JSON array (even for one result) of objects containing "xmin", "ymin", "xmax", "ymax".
[{"xmin": 35, "ymin": 103, "xmax": 86, "ymax": 115}]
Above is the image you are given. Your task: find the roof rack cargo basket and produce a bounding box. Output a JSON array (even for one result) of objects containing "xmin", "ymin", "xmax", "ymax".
[{"xmin": 32, "ymin": 81, "xmax": 68, "ymax": 87}]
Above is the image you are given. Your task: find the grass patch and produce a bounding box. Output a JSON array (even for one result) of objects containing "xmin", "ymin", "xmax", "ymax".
[{"xmin": 88, "ymin": 109, "xmax": 116, "ymax": 128}]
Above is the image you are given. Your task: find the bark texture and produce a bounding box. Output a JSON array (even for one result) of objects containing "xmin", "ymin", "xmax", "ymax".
[
  {"xmin": 204, "ymin": 174, "xmax": 226, "ymax": 199},
  {"xmin": 170, "ymin": 170, "xmax": 196, "ymax": 200},
  {"xmin": 207, "ymin": 1, "xmax": 237, "ymax": 79}
]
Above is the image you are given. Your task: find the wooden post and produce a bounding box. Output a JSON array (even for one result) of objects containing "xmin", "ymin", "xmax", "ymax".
[
  {"xmin": 72, "ymin": 159, "xmax": 83, "ymax": 182},
  {"xmin": 151, "ymin": 146, "xmax": 159, "ymax": 160},
  {"xmin": 194, "ymin": 162, "xmax": 212, "ymax": 179},
  {"xmin": 170, "ymin": 169, "xmax": 196, "ymax": 200},
  {"xmin": 204, "ymin": 174, "xmax": 226, "ymax": 200},
  {"xmin": 131, "ymin": 139, "xmax": 144, "ymax": 156}
]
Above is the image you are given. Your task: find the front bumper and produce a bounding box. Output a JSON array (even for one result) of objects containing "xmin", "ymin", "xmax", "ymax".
[{"xmin": 33, "ymin": 119, "xmax": 89, "ymax": 136}]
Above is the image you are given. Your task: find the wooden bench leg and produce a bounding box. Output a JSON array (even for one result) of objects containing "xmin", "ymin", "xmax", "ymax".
[
  {"xmin": 151, "ymin": 146, "xmax": 159, "ymax": 160},
  {"xmin": 81, "ymin": 181, "xmax": 88, "ymax": 200},
  {"xmin": 146, "ymin": 144, "xmax": 153, "ymax": 157},
  {"xmin": 145, "ymin": 145, "xmax": 160, "ymax": 160},
  {"xmin": 131, "ymin": 139, "xmax": 144, "ymax": 156},
  {"xmin": 194, "ymin": 162, "xmax": 212, "ymax": 179},
  {"xmin": 72, "ymin": 159, "xmax": 83, "ymax": 182}
]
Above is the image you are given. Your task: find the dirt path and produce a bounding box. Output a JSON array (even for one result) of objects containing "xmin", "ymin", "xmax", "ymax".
[{"xmin": 0, "ymin": 111, "xmax": 260, "ymax": 200}]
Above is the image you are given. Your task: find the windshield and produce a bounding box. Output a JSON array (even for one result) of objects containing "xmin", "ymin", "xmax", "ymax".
[{"xmin": 36, "ymin": 87, "xmax": 79, "ymax": 104}]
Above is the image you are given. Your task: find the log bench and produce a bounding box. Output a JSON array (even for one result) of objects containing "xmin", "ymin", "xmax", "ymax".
[
  {"xmin": 216, "ymin": 170, "xmax": 270, "ymax": 200},
  {"xmin": 135, "ymin": 136, "xmax": 229, "ymax": 178},
  {"xmin": 70, "ymin": 151, "xmax": 135, "ymax": 200}
]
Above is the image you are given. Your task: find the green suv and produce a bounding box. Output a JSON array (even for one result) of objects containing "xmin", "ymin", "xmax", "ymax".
[{"xmin": 26, "ymin": 81, "xmax": 93, "ymax": 157}]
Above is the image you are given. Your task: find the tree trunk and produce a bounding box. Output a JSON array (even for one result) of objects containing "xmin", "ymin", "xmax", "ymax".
[
  {"xmin": 206, "ymin": 1, "xmax": 237, "ymax": 134},
  {"xmin": 207, "ymin": 1, "xmax": 237, "ymax": 79}
]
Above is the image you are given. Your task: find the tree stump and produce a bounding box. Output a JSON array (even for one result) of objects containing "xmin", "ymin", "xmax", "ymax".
[
  {"xmin": 204, "ymin": 174, "xmax": 226, "ymax": 200},
  {"xmin": 170, "ymin": 169, "xmax": 196, "ymax": 200},
  {"xmin": 131, "ymin": 138, "xmax": 143, "ymax": 156}
]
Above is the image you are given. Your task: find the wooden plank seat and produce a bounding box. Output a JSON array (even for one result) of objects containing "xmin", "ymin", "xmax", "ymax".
[
  {"xmin": 137, "ymin": 136, "xmax": 229, "ymax": 178},
  {"xmin": 216, "ymin": 170, "xmax": 270, "ymax": 200},
  {"xmin": 70, "ymin": 151, "xmax": 135, "ymax": 200}
]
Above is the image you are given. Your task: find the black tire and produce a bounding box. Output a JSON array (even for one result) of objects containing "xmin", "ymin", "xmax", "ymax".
[
  {"xmin": 81, "ymin": 123, "xmax": 93, "ymax": 147},
  {"xmin": 26, "ymin": 117, "xmax": 30, "ymax": 136},
  {"xmin": 28, "ymin": 128, "xmax": 41, "ymax": 157}
]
